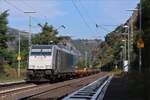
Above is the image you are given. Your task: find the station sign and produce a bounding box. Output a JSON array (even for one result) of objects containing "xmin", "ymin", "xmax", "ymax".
[
  {"xmin": 137, "ymin": 38, "xmax": 144, "ymax": 48},
  {"xmin": 17, "ymin": 55, "xmax": 21, "ymax": 61}
]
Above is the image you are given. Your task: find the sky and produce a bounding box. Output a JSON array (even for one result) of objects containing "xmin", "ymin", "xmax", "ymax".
[{"xmin": 0, "ymin": 0, "xmax": 140, "ymax": 39}]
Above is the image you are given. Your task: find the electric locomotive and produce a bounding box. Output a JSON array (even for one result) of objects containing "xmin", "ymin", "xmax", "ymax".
[{"xmin": 26, "ymin": 45, "xmax": 79, "ymax": 82}]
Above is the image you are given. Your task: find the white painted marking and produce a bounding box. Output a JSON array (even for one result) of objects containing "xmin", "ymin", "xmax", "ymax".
[{"xmin": 0, "ymin": 85, "xmax": 36, "ymax": 94}]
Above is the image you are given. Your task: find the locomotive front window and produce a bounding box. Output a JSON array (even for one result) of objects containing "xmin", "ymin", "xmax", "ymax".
[
  {"xmin": 31, "ymin": 52, "xmax": 51, "ymax": 56},
  {"xmin": 31, "ymin": 49, "xmax": 51, "ymax": 56},
  {"xmin": 42, "ymin": 52, "xmax": 51, "ymax": 55}
]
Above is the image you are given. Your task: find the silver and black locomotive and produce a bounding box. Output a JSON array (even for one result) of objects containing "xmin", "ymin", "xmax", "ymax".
[{"xmin": 26, "ymin": 45, "xmax": 79, "ymax": 82}]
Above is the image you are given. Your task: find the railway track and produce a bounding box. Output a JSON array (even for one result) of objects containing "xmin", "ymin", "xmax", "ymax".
[
  {"xmin": 0, "ymin": 72, "xmax": 107, "ymax": 100},
  {"xmin": 63, "ymin": 75, "xmax": 113, "ymax": 100}
]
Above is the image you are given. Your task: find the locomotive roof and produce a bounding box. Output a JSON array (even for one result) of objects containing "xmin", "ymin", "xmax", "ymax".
[
  {"xmin": 31, "ymin": 45, "xmax": 53, "ymax": 49},
  {"xmin": 31, "ymin": 45, "xmax": 70, "ymax": 49},
  {"xmin": 31, "ymin": 45, "xmax": 80, "ymax": 56}
]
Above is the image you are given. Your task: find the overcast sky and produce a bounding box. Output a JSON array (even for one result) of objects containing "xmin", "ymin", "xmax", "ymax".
[{"xmin": 0, "ymin": 0, "xmax": 140, "ymax": 39}]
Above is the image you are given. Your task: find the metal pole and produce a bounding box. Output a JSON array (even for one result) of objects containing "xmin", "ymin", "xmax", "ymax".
[
  {"xmin": 139, "ymin": 48, "xmax": 142, "ymax": 72},
  {"xmin": 29, "ymin": 16, "xmax": 31, "ymax": 46},
  {"xmin": 24, "ymin": 11, "xmax": 36, "ymax": 47},
  {"xmin": 56, "ymin": 25, "xmax": 66, "ymax": 30},
  {"xmin": 121, "ymin": 45, "xmax": 124, "ymax": 68},
  {"xmin": 122, "ymin": 47, "xmax": 125, "ymax": 61},
  {"xmin": 18, "ymin": 32, "xmax": 21, "ymax": 77},
  {"xmin": 139, "ymin": 0, "xmax": 142, "ymax": 72},
  {"xmin": 128, "ymin": 27, "xmax": 130, "ymax": 71},
  {"xmin": 140, "ymin": 0, "xmax": 142, "ymax": 35},
  {"xmin": 120, "ymin": 51, "xmax": 122, "ymax": 67},
  {"xmin": 124, "ymin": 40, "xmax": 127, "ymax": 60},
  {"xmin": 131, "ymin": 16, "xmax": 134, "ymax": 53},
  {"xmin": 85, "ymin": 51, "xmax": 88, "ymax": 68}
]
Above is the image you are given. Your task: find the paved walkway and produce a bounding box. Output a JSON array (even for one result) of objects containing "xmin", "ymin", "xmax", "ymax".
[{"xmin": 103, "ymin": 74, "xmax": 142, "ymax": 100}]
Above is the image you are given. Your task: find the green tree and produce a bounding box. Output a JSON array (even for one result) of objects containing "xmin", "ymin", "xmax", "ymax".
[
  {"xmin": 96, "ymin": 31, "xmax": 126, "ymax": 70},
  {"xmin": 32, "ymin": 22, "xmax": 61, "ymax": 45},
  {"xmin": 0, "ymin": 10, "xmax": 9, "ymax": 74},
  {"xmin": 0, "ymin": 10, "xmax": 9, "ymax": 48}
]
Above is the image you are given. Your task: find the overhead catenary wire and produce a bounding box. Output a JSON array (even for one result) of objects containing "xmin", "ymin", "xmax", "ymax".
[
  {"xmin": 18, "ymin": 0, "xmax": 47, "ymax": 22},
  {"xmin": 4, "ymin": 0, "xmax": 30, "ymax": 16},
  {"xmin": 77, "ymin": 0, "xmax": 99, "ymax": 33},
  {"xmin": 17, "ymin": 0, "xmax": 47, "ymax": 28},
  {"xmin": 71, "ymin": 0, "xmax": 95, "ymax": 34},
  {"xmin": 4, "ymin": 0, "xmax": 117, "ymax": 37},
  {"xmin": 4, "ymin": 0, "xmax": 25, "ymax": 15},
  {"xmin": 77, "ymin": 0, "xmax": 110, "ymax": 33},
  {"xmin": 4, "ymin": 0, "xmax": 41, "ymax": 29}
]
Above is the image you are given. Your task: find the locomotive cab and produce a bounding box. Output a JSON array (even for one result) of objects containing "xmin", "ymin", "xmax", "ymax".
[
  {"xmin": 29, "ymin": 46, "xmax": 53, "ymax": 70},
  {"xmin": 27, "ymin": 45, "xmax": 54, "ymax": 82}
]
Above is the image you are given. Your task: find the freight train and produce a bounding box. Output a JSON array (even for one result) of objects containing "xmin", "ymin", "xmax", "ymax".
[{"xmin": 26, "ymin": 45, "xmax": 99, "ymax": 82}]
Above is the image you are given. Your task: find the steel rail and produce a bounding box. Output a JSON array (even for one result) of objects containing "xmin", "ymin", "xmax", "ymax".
[
  {"xmin": 63, "ymin": 75, "xmax": 113, "ymax": 100},
  {"xmin": 0, "ymin": 73, "xmax": 107, "ymax": 100}
]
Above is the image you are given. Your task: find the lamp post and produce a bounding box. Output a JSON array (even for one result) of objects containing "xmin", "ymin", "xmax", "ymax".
[
  {"xmin": 126, "ymin": 0, "xmax": 142, "ymax": 72},
  {"xmin": 126, "ymin": 9, "xmax": 139, "ymax": 72},
  {"xmin": 139, "ymin": 0, "xmax": 142, "ymax": 72},
  {"xmin": 121, "ymin": 39, "xmax": 128, "ymax": 72},
  {"xmin": 56, "ymin": 25, "xmax": 66, "ymax": 30},
  {"xmin": 120, "ymin": 45, "xmax": 124, "ymax": 67},
  {"xmin": 85, "ymin": 51, "xmax": 88, "ymax": 68},
  {"xmin": 123, "ymin": 25, "xmax": 130, "ymax": 72},
  {"xmin": 122, "ymin": 39, "xmax": 127, "ymax": 60},
  {"xmin": 56, "ymin": 25, "xmax": 66, "ymax": 37}
]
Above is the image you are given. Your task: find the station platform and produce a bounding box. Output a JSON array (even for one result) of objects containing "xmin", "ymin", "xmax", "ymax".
[{"xmin": 103, "ymin": 74, "xmax": 142, "ymax": 100}]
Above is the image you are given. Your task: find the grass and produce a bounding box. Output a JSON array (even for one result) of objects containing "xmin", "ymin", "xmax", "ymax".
[
  {"xmin": 0, "ymin": 76, "xmax": 24, "ymax": 83},
  {"xmin": 0, "ymin": 64, "xmax": 26, "ymax": 83}
]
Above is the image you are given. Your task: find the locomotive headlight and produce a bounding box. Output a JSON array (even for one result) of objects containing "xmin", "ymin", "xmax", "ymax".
[
  {"xmin": 30, "ymin": 65, "xmax": 35, "ymax": 69},
  {"xmin": 46, "ymin": 65, "xmax": 51, "ymax": 69}
]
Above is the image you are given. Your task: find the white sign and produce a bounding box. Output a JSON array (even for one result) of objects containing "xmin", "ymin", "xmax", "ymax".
[{"xmin": 123, "ymin": 60, "xmax": 128, "ymax": 72}]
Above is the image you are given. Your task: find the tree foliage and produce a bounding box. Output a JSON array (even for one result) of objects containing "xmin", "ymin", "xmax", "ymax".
[
  {"xmin": 0, "ymin": 10, "xmax": 9, "ymax": 48},
  {"xmin": 0, "ymin": 10, "xmax": 18, "ymax": 74},
  {"xmin": 32, "ymin": 22, "xmax": 61, "ymax": 45},
  {"xmin": 96, "ymin": 0, "xmax": 150, "ymax": 72},
  {"xmin": 96, "ymin": 29, "xmax": 127, "ymax": 70},
  {"xmin": 0, "ymin": 10, "xmax": 9, "ymax": 74}
]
